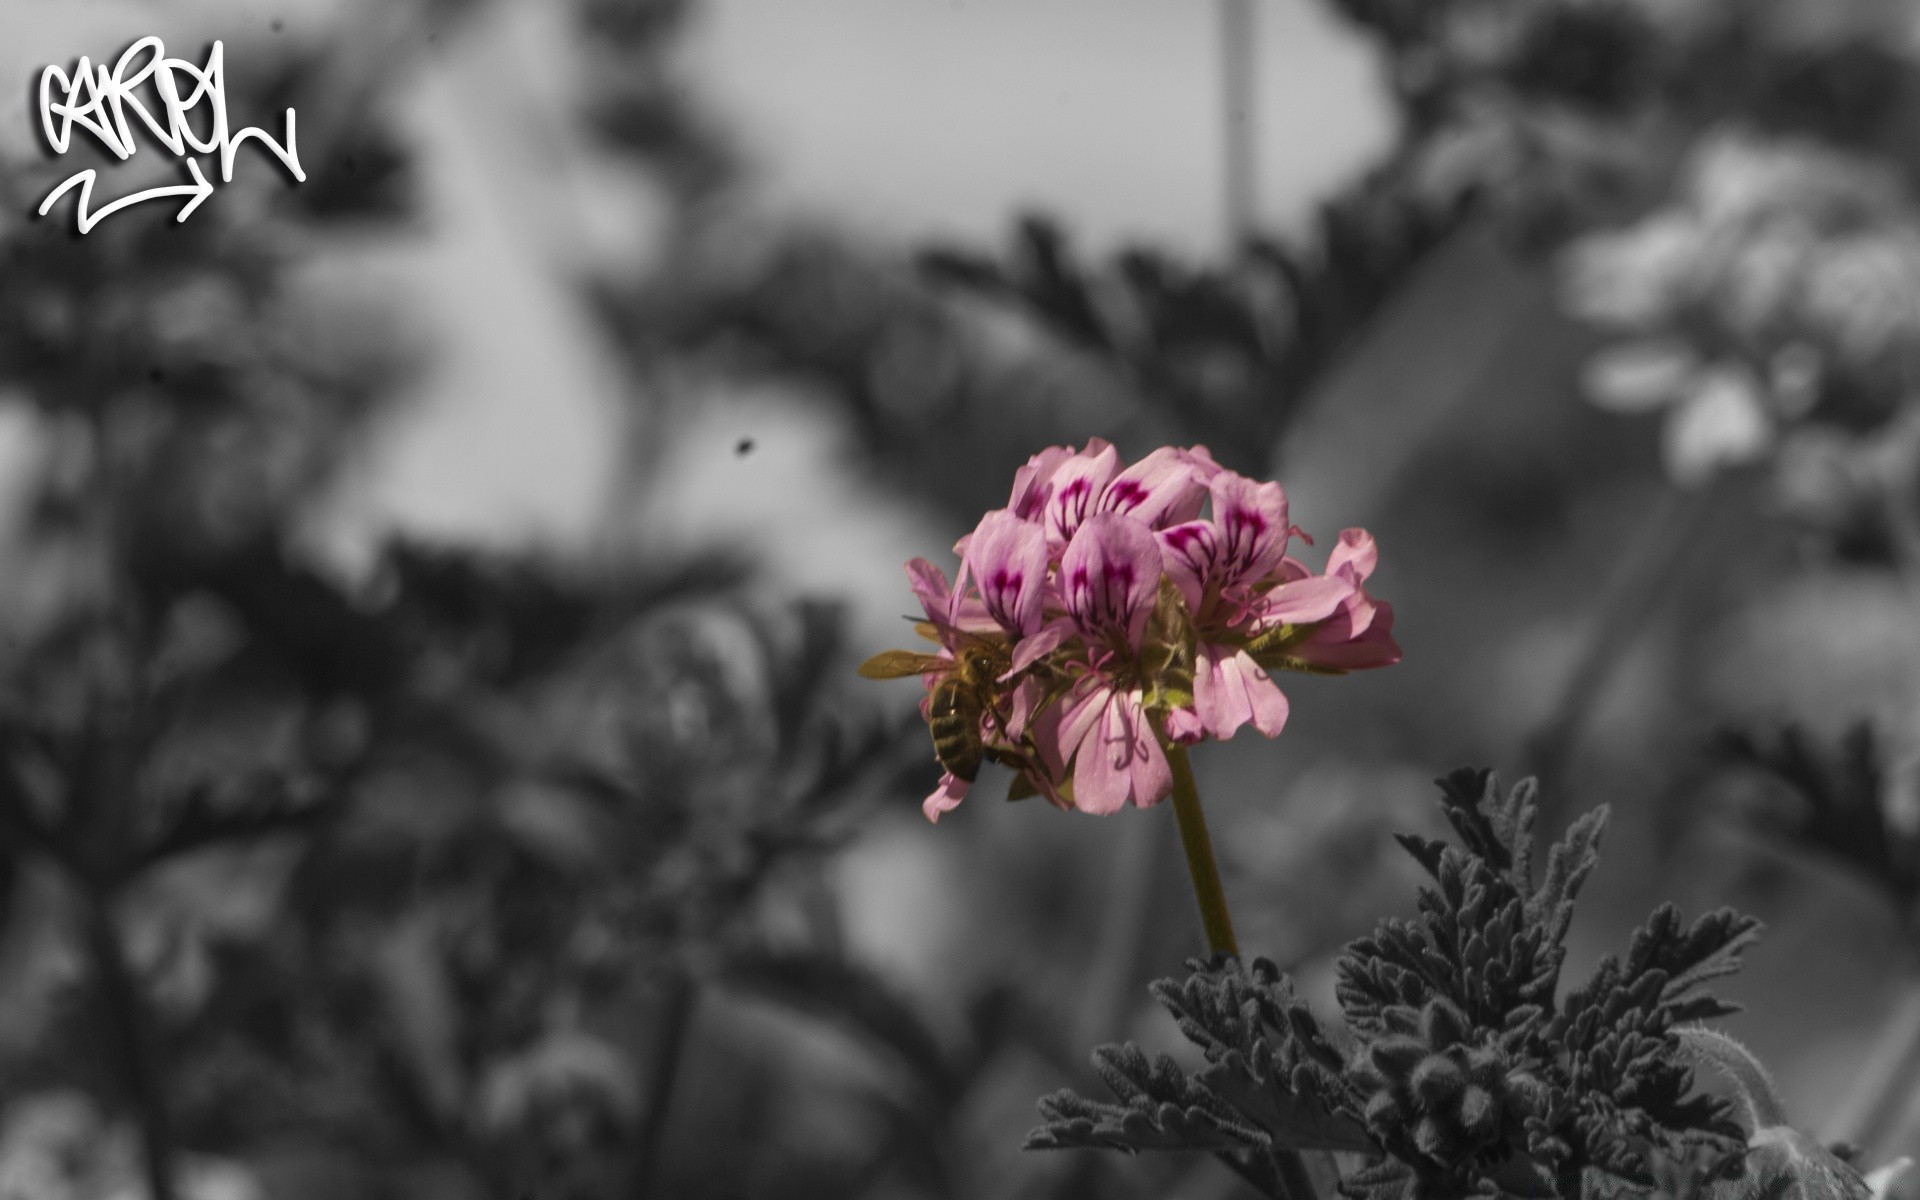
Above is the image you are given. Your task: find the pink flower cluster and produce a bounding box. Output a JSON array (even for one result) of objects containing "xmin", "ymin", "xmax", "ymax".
[{"xmin": 869, "ymin": 439, "xmax": 1400, "ymax": 823}]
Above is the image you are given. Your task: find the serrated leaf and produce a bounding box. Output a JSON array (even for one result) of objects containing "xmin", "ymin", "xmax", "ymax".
[
  {"xmin": 1196, "ymin": 1052, "xmax": 1377, "ymax": 1153},
  {"xmin": 1027, "ymin": 1043, "xmax": 1266, "ymax": 1154}
]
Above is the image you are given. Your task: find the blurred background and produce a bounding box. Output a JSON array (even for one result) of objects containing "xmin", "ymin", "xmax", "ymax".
[{"xmin": 1, "ymin": 0, "xmax": 1919, "ymax": 1197}]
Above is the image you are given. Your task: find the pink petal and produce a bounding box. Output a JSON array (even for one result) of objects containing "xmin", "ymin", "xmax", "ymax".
[
  {"xmin": 1098, "ymin": 445, "xmax": 1222, "ymax": 529},
  {"xmin": 907, "ymin": 559, "xmax": 1002, "ymax": 638},
  {"xmin": 923, "ymin": 772, "xmax": 969, "ymax": 823},
  {"xmin": 1029, "ymin": 676, "xmax": 1095, "ymax": 786},
  {"xmin": 1043, "ymin": 441, "xmax": 1120, "ymax": 548},
  {"xmin": 1061, "ymin": 513, "xmax": 1163, "ymax": 647},
  {"xmin": 905, "ymin": 558, "xmax": 956, "ymax": 624},
  {"xmin": 1272, "ymin": 556, "xmax": 1313, "ymax": 583},
  {"xmin": 1208, "ymin": 473, "xmax": 1292, "ymax": 588},
  {"xmin": 1008, "ymin": 617, "xmax": 1071, "ymax": 676},
  {"xmin": 965, "ymin": 510, "xmax": 1050, "ymax": 636},
  {"xmin": 1051, "ymin": 677, "xmax": 1110, "ymax": 769},
  {"xmin": 1195, "ymin": 643, "xmax": 1290, "ymax": 741},
  {"xmin": 1255, "ymin": 574, "xmax": 1353, "ymax": 625},
  {"xmin": 1326, "ymin": 528, "xmax": 1380, "ymax": 582},
  {"xmin": 1008, "ymin": 444, "xmax": 1078, "ymax": 521},
  {"xmin": 1156, "ymin": 520, "xmax": 1215, "ymax": 613},
  {"xmin": 1164, "ymin": 706, "xmax": 1206, "ymax": 745},
  {"xmin": 1071, "ymin": 688, "xmax": 1170, "ymax": 814},
  {"xmin": 1294, "ymin": 601, "xmax": 1402, "ymax": 670},
  {"xmin": 1004, "ymin": 675, "xmax": 1046, "ymax": 740}
]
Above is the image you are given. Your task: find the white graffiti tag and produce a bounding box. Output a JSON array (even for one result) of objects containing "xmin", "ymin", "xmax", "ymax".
[{"xmin": 36, "ymin": 37, "xmax": 304, "ymax": 234}]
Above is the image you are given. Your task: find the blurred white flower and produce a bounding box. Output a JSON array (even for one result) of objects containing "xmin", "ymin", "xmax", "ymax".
[
  {"xmin": 1562, "ymin": 214, "xmax": 1701, "ymax": 326},
  {"xmin": 1581, "ymin": 337, "xmax": 1699, "ymax": 413},
  {"xmin": 1709, "ymin": 223, "xmax": 1817, "ymax": 338},
  {"xmin": 1580, "ymin": 343, "xmax": 1774, "ymax": 486},
  {"xmin": 1562, "ymin": 128, "xmax": 1920, "ymax": 488},
  {"xmin": 1663, "ymin": 364, "xmax": 1775, "ymax": 486},
  {"xmin": 1801, "ymin": 232, "xmax": 1920, "ymax": 363},
  {"xmin": 1688, "ymin": 131, "xmax": 1903, "ymax": 226}
]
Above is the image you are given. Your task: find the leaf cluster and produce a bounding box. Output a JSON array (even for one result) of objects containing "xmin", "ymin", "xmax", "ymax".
[
  {"xmin": 1029, "ymin": 769, "xmax": 1761, "ymax": 1200},
  {"xmin": 917, "ymin": 171, "xmax": 1463, "ymax": 476}
]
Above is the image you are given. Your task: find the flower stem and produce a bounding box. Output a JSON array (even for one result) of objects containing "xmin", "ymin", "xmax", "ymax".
[
  {"xmin": 1167, "ymin": 744, "xmax": 1238, "ymax": 958},
  {"xmin": 1166, "ymin": 747, "xmax": 1319, "ymax": 1196}
]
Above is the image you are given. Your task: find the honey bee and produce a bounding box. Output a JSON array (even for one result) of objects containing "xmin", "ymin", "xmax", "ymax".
[{"xmin": 859, "ymin": 626, "xmax": 1012, "ymax": 783}]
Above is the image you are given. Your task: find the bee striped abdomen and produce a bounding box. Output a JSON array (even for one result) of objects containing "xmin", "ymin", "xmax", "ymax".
[{"xmin": 928, "ymin": 678, "xmax": 985, "ymax": 781}]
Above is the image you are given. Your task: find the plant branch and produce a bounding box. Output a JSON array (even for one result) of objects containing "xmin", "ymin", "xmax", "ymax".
[
  {"xmin": 631, "ymin": 970, "xmax": 698, "ymax": 1198},
  {"xmin": 1523, "ymin": 481, "xmax": 1720, "ymax": 793},
  {"xmin": 82, "ymin": 892, "xmax": 176, "ymax": 1200}
]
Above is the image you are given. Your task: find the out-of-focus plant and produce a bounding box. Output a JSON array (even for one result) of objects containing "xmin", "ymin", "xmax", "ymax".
[
  {"xmin": 1704, "ymin": 721, "xmax": 1920, "ymax": 1166},
  {"xmin": 0, "ymin": 9, "xmax": 910, "ymax": 1200},
  {"xmin": 915, "ymin": 172, "xmax": 1463, "ymax": 475},
  {"xmin": 1562, "ymin": 133, "xmax": 1920, "ymax": 492},
  {"xmin": 1306, "ymin": 1, "xmax": 1920, "ymax": 827},
  {"xmin": 1716, "ymin": 723, "xmax": 1920, "ymax": 934}
]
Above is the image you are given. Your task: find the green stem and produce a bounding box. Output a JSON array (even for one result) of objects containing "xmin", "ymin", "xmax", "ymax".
[
  {"xmin": 1167, "ymin": 747, "xmax": 1320, "ymax": 1198},
  {"xmin": 1167, "ymin": 744, "xmax": 1238, "ymax": 960}
]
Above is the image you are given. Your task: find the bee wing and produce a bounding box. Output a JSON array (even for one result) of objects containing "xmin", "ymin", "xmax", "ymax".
[
  {"xmin": 914, "ymin": 619, "xmax": 1010, "ymax": 657},
  {"xmin": 858, "ymin": 649, "xmax": 951, "ymax": 680}
]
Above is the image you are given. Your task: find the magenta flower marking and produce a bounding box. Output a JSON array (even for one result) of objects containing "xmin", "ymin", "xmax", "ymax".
[
  {"xmin": 1008, "ymin": 443, "xmax": 1079, "ymax": 521},
  {"xmin": 1061, "ymin": 513, "xmax": 1160, "ymax": 648},
  {"xmin": 965, "ymin": 510, "xmax": 1049, "ymax": 637},
  {"xmin": 1211, "ymin": 474, "xmax": 1290, "ymax": 589},
  {"xmin": 1041, "ymin": 441, "xmax": 1120, "ymax": 548},
  {"xmin": 1096, "ymin": 444, "xmax": 1221, "ymax": 529}
]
